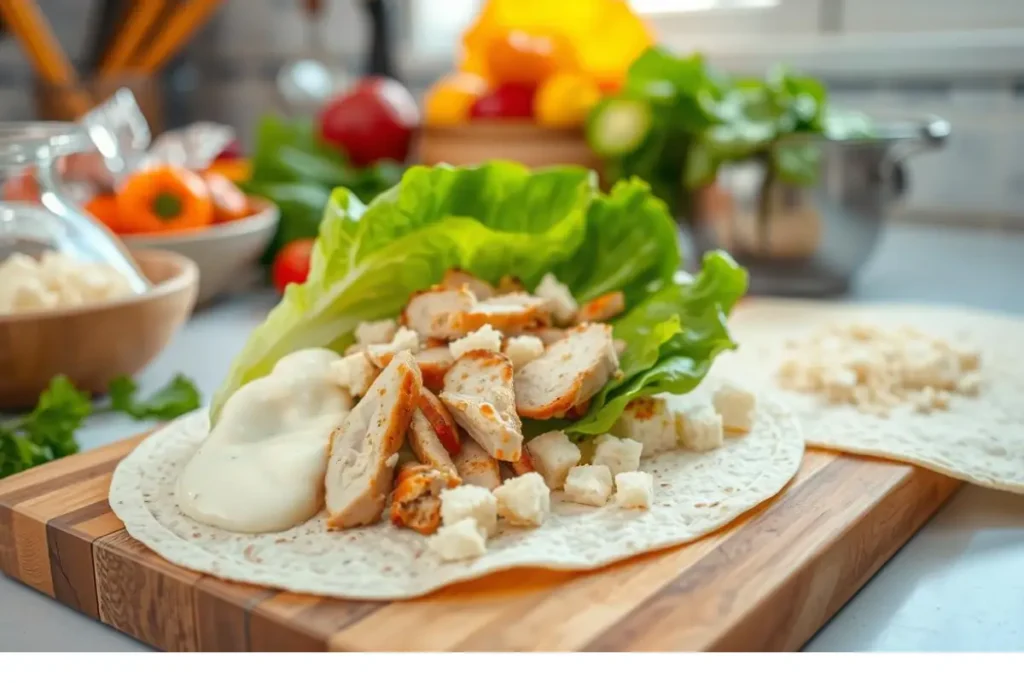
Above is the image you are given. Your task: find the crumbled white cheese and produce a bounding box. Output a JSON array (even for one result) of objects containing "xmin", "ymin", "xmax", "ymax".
[
  {"xmin": 365, "ymin": 326, "xmax": 420, "ymax": 366},
  {"xmin": 504, "ymin": 335, "xmax": 545, "ymax": 368},
  {"xmin": 428, "ymin": 518, "xmax": 487, "ymax": 562},
  {"xmin": 0, "ymin": 250, "xmax": 134, "ymax": 314},
  {"xmin": 614, "ymin": 471, "xmax": 654, "ymax": 509},
  {"xmin": 712, "ymin": 381, "xmax": 757, "ymax": 432},
  {"xmin": 355, "ymin": 319, "xmax": 398, "ymax": 347},
  {"xmin": 493, "ymin": 472, "xmax": 551, "ymax": 527},
  {"xmin": 439, "ymin": 484, "xmax": 498, "ymax": 537},
  {"xmin": 611, "ymin": 397, "xmax": 678, "ymax": 457},
  {"xmin": 535, "ymin": 273, "xmax": 578, "ymax": 325},
  {"xmin": 329, "ymin": 353, "xmax": 380, "ymax": 397},
  {"xmin": 591, "ymin": 434, "xmax": 642, "ymax": 478},
  {"xmin": 776, "ymin": 322, "xmax": 983, "ymax": 416},
  {"xmin": 526, "ymin": 431, "xmax": 582, "ymax": 490},
  {"xmin": 563, "ymin": 465, "xmax": 613, "ymax": 507},
  {"xmin": 677, "ymin": 404, "xmax": 724, "ymax": 452},
  {"xmin": 449, "ymin": 324, "xmax": 503, "ymax": 359}
]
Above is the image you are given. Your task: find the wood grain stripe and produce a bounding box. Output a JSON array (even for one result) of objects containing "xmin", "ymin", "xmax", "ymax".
[
  {"xmin": 329, "ymin": 453, "xmax": 833, "ymax": 652},
  {"xmin": 194, "ymin": 578, "xmax": 277, "ymax": 651},
  {"xmin": 581, "ymin": 457, "xmax": 958, "ymax": 651},
  {"xmin": 0, "ymin": 504, "xmax": 15, "ymax": 579},
  {"xmin": 250, "ymin": 593, "xmax": 387, "ymax": 651},
  {"xmin": 45, "ymin": 499, "xmax": 123, "ymax": 619}
]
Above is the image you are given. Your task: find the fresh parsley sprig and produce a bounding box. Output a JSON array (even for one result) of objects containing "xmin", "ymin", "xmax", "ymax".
[{"xmin": 0, "ymin": 374, "xmax": 201, "ymax": 479}]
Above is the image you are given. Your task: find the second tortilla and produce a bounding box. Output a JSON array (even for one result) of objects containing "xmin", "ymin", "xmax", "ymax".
[{"xmin": 716, "ymin": 298, "xmax": 1024, "ymax": 494}]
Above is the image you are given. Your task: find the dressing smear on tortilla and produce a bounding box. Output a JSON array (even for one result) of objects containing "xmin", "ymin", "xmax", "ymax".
[{"xmin": 716, "ymin": 298, "xmax": 1024, "ymax": 494}]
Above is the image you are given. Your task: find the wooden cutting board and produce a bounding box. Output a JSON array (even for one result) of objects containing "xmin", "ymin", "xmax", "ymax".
[{"xmin": 0, "ymin": 430, "xmax": 960, "ymax": 652}]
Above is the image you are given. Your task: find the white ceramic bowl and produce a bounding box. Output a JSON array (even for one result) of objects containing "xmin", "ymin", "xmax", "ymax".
[{"xmin": 122, "ymin": 199, "xmax": 279, "ymax": 306}]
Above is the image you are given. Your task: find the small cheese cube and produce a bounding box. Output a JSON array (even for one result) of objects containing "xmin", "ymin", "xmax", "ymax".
[
  {"xmin": 563, "ymin": 465, "xmax": 613, "ymax": 507},
  {"xmin": 535, "ymin": 273, "xmax": 578, "ymax": 325},
  {"xmin": 504, "ymin": 335, "xmax": 544, "ymax": 368},
  {"xmin": 365, "ymin": 326, "xmax": 420, "ymax": 367},
  {"xmin": 591, "ymin": 434, "xmax": 642, "ymax": 478},
  {"xmin": 956, "ymin": 372, "xmax": 981, "ymax": 396},
  {"xmin": 439, "ymin": 485, "xmax": 498, "ymax": 537},
  {"xmin": 526, "ymin": 431, "xmax": 581, "ymax": 490},
  {"xmin": 428, "ymin": 518, "xmax": 487, "ymax": 562},
  {"xmin": 330, "ymin": 353, "xmax": 380, "ymax": 397},
  {"xmin": 493, "ymin": 472, "xmax": 551, "ymax": 527},
  {"xmin": 712, "ymin": 382, "xmax": 757, "ymax": 432},
  {"xmin": 677, "ymin": 405, "xmax": 724, "ymax": 452},
  {"xmin": 355, "ymin": 319, "xmax": 398, "ymax": 346},
  {"xmin": 449, "ymin": 324, "xmax": 503, "ymax": 359},
  {"xmin": 611, "ymin": 397, "xmax": 678, "ymax": 457},
  {"xmin": 614, "ymin": 471, "xmax": 654, "ymax": 509}
]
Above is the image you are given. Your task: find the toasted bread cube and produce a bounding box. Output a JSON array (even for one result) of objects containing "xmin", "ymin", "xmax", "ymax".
[
  {"xmin": 611, "ymin": 397, "xmax": 678, "ymax": 457},
  {"xmin": 712, "ymin": 381, "xmax": 757, "ymax": 432},
  {"xmin": 614, "ymin": 471, "xmax": 654, "ymax": 509},
  {"xmin": 677, "ymin": 404, "xmax": 724, "ymax": 452},
  {"xmin": 563, "ymin": 465, "xmax": 613, "ymax": 507},
  {"xmin": 494, "ymin": 472, "xmax": 551, "ymax": 527},
  {"xmin": 439, "ymin": 484, "xmax": 498, "ymax": 538},
  {"xmin": 428, "ymin": 518, "xmax": 487, "ymax": 562},
  {"xmin": 592, "ymin": 434, "xmax": 642, "ymax": 477},
  {"xmin": 526, "ymin": 431, "xmax": 581, "ymax": 490}
]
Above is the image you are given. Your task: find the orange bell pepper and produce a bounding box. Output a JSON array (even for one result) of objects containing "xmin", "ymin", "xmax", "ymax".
[
  {"xmin": 115, "ymin": 165, "xmax": 214, "ymax": 235},
  {"xmin": 83, "ymin": 193, "xmax": 122, "ymax": 232},
  {"xmin": 202, "ymin": 171, "xmax": 251, "ymax": 223}
]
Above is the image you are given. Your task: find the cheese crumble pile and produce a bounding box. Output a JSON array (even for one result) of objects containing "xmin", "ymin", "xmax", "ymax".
[{"xmin": 776, "ymin": 322, "xmax": 982, "ymax": 416}]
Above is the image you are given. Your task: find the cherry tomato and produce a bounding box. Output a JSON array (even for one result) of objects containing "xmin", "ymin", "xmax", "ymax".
[
  {"xmin": 272, "ymin": 238, "xmax": 315, "ymax": 294},
  {"xmin": 485, "ymin": 30, "xmax": 578, "ymax": 86},
  {"xmin": 469, "ymin": 83, "xmax": 537, "ymax": 120},
  {"xmin": 317, "ymin": 76, "xmax": 420, "ymax": 167}
]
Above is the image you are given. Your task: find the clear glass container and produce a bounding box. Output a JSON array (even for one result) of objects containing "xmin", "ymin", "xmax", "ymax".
[{"xmin": 0, "ymin": 120, "xmax": 150, "ymax": 293}]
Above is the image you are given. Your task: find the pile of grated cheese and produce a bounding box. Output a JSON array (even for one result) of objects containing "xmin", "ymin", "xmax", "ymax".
[{"xmin": 776, "ymin": 322, "xmax": 982, "ymax": 416}]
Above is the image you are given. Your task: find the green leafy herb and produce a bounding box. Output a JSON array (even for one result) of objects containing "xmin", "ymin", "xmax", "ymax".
[
  {"xmin": 586, "ymin": 46, "xmax": 875, "ymax": 215},
  {"xmin": 0, "ymin": 374, "xmax": 202, "ymax": 479},
  {"xmin": 241, "ymin": 115, "xmax": 405, "ymax": 265}
]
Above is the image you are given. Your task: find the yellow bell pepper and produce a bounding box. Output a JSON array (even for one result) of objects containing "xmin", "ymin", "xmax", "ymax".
[
  {"xmin": 535, "ymin": 71, "xmax": 602, "ymax": 128},
  {"xmin": 460, "ymin": 0, "xmax": 654, "ymax": 85},
  {"xmin": 424, "ymin": 73, "xmax": 491, "ymax": 126}
]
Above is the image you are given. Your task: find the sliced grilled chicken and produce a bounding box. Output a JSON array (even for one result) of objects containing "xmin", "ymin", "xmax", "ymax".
[
  {"xmin": 452, "ymin": 438, "xmax": 502, "ymax": 490},
  {"xmin": 442, "ymin": 268, "xmax": 495, "ymax": 300},
  {"xmin": 574, "ymin": 291, "xmax": 626, "ymax": 324},
  {"xmin": 511, "ymin": 445, "xmax": 536, "ymax": 476},
  {"xmin": 459, "ymin": 293, "xmax": 550, "ymax": 336},
  {"xmin": 441, "ymin": 350, "xmax": 523, "ymax": 462},
  {"xmin": 408, "ymin": 409, "xmax": 461, "ymax": 487},
  {"xmin": 325, "ymin": 352, "xmax": 422, "ymax": 529},
  {"xmin": 417, "ymin": 389, "xmax": 461, "ymax": 455},
  {"xmin": 389, "ymin": 462, "xmax": 453, "ymax": 535},
  {"xmin": 514, "ymin": 323, "xmax": 619, "ymax": 420},
  {"xmin": 414, "ymin": 346, "xmax": 454, "ymax": 393},
  {"xmin": 402, "ymin": 285, "xmax": 477, "ymax": 339}
]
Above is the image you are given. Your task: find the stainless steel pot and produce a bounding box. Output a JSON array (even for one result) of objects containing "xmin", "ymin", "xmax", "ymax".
[{"xmin": 685, "ymin": 117, "xmax": 950, "ymax": 296}]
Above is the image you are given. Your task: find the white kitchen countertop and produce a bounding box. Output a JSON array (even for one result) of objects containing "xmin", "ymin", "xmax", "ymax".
[{"xmin": 2, "ymin": 223, "xmax": 1023, "ymax": 652}]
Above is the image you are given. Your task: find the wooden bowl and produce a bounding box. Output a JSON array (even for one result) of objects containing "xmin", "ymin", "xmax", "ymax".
[
  {"xmin": 0, "ymin": 249, "xmax": 199, "ymax": 411},
  {"xmin": 417, "ymin": 122, "xmax": 605, "ymax": 174},
  {"xmin": 121, "ymin": 199, "xmax": 279, "ymax": 307}
]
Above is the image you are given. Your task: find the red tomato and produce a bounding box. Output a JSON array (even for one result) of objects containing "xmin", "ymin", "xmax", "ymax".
[
  {"xmin": 272, "ymin": 238, "xmax": 315, "ymax": 294},
  {"xmin": 317, "ymin": 76, "xmax": 420, "ymax": 167},
  {"xmin": 469, "ymin": 83, "xmax": 537, "ymax": 120}
]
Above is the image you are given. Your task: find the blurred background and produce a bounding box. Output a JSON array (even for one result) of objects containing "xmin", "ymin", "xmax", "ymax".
[{"xmin": 2, "ymin": 0, "xmax": 1022, "ymax": 229}]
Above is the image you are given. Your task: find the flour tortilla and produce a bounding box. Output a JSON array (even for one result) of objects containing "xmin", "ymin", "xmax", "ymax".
[
  {"xmin": 715, "ymin": 297, "xmax": 1024, "ymax": 494},
  {"xmin": 108, "ymin": 383, "xmax": 803, "ymax": 601}
]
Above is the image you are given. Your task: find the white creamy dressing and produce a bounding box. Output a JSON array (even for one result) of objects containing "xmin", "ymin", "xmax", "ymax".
[{"xmin": 176, "ymin": 348, "xmax": 353, "ymax": 534}]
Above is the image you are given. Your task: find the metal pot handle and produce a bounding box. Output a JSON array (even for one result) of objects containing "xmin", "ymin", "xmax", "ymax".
[{"xmin": 879, "ymin": 116, "xmax": 950, "ymax": 203}]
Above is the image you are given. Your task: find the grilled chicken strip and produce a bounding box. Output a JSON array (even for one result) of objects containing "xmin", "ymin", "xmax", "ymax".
[
  {"xmin": 441, "ymin": 350, "xmax": 523, "ymax": 462},
  {"xmin": 514, "ymin": 323, "xmax": 619, "ymax": 420},
  {"xmin": 389, "ymin": 462, "xmax": 453, "ymax": 535},
  {"xmin": 452, "ymin": 438, "xmax": 502, "ymax": 490},
  {"xmin": 325, "ymin": 351, "xmax": 422, "ymax": 529}
]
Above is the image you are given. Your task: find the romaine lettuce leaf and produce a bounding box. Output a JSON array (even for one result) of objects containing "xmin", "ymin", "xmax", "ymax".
[
  {"xmin": 554, "ymin": 177, "xmax": 681, "ymax": 307},
  {"xmin": 565, "ymin": 250, "xmax": 748, "ymax": 436},
  {"xmin": 210, "ymin": 162, "xmax": 597, "ymax": 423}
]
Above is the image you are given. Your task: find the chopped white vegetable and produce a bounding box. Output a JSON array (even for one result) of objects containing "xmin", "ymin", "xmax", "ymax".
[
  {"xmin": 535, "ymin": 273, "xmax": 578, "ymax": 325},
  {"xmin": 439, "ymin": 484, "xmax": 498, "ymax": 538},
  {"xmin": 503, "ymin": 335, "xmax": 545, "ymax": 368},
  {"xmin": 428, "ymin": 518, "xmax": 487, "ymax": 562},
  {"xmin": 449, "ymin": 324, "xmax": 503, "ymax": 359},
  {"xmin": 563, "ymin": 465, "xmax": 613, "ymax": 507},
  {"xmin": 329, "ymin": 353, "xmax": 380, "ymax": 397},
  {"xmin": 591, "ymin": 434, "xmax": 642, "ymax": 478},
  {"xmin": 611, "ymin": 397, "xmax": 678, "ymax": 457},
  {"xmin": 614, "ymin": 471, "xmax": 654, "ymax": 509},
  {"xmin": 494, "ymin": 472, "xmax": 551, "ymax": 527},
  {"xmin": 526, "ymin": 431, "xmax": 581, "ymax": 490},
  {"xmin": 677, "ymin": 404, "xmax": 724, "ymax": 452}
]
